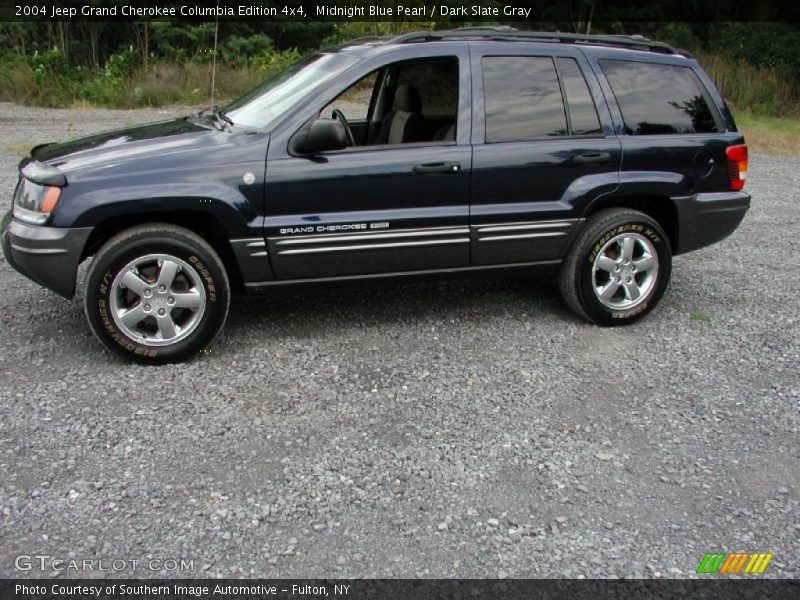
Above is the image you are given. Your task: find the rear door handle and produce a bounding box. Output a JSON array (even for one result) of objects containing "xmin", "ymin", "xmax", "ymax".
[
  {"xmin": 573, "ymin": 152, "xmax": 611, "ymax": 165},
  {"xmin": 413, "ymin": 162, "xmax": 461, "ymax": 175}
]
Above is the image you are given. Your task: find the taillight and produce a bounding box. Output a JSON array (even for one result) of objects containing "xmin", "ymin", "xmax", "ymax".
[{"xmin": 725, "ymin": 144, "xmax": 748, "ymax": 191}]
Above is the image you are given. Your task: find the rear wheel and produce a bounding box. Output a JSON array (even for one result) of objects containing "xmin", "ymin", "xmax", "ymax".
[
  {"xmin": 559, "ymin": 208, "xmax": 672, "ymax": 325},
  {"xmin": 84, "ymin": 223, "xmax": 230, "ymax": 363}
]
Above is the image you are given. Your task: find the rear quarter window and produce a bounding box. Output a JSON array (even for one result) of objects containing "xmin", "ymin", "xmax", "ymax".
[{"xmin": 600, "ymin": 60, "xmax": 721, "ymax": 135}]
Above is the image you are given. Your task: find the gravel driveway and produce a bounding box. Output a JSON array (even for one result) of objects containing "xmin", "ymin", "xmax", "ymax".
[{"xmin": 0, "ymin": 103, "xmax": 797, "ymax": 579}]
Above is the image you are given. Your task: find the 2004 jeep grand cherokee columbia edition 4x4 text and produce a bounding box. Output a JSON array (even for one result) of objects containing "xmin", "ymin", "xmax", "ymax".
[{"xmin": 2, "ymin": 29, "xmax": 750, "ymax": 363}]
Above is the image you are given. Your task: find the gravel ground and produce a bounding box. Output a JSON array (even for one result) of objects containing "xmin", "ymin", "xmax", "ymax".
[{"xmin": 0, "ymin": 103, "xmax": 797, "ymax": 579}]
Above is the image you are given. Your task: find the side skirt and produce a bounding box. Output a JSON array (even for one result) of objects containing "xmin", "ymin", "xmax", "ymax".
[{"xmin": 243, "ymin": 259, "xmax": 562, "ymax": 291}]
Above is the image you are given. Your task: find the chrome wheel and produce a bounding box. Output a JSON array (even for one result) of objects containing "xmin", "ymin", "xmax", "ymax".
[
  {"xmin": 592, "ymin": 232, "xmax": 658, "ymax": 310},
  {"xmin": 109, "ymin": 254, "xmax": 206, "ymax": 347}
]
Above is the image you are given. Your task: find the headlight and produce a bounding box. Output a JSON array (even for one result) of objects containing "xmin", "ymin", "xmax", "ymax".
[{"xmin": 12, "ymin": 178, "xmax": 62, "ymax": 225}]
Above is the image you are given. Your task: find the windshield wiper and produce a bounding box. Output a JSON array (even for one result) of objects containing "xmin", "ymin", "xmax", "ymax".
[
  {"xmin": 196, "ymin": 105, "xmax": 234, "ymax": 129},
  {"xmin": 212, "ymin": 105, "xmax": 234, "ymax": 127}
]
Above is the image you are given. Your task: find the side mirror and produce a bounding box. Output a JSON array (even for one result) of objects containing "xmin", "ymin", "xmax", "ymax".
[{"xmin": 292, "ymin": 118, "xmax": 347, "ymax": 155}]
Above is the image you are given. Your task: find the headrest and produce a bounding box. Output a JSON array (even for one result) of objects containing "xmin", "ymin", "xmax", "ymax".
[{"xmin": 394, "ymin": 85, "xmax": 422, "ymax": 112}]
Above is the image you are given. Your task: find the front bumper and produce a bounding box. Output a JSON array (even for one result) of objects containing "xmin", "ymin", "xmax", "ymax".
[
  {"xmin": 1, "ymin": 210, "xmax": 92, "ymax": 298},
  {"xmin": 672, "ymin": 191, "xmax": 751, "ymax": 255}
]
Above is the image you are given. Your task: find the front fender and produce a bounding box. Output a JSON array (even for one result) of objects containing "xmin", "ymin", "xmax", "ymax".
[{"xmin": 50, "ymin": 179, "xmax": 261, "ymax": 240}]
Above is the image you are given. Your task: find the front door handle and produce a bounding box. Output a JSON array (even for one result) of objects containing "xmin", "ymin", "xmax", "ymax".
[
  {"xmin": 573, "ymin": 152, "xmax": 611, "ymax": 165},
  {"xmin": 413, "ymin": 162, "xmax": 461, "ymax": 175}
]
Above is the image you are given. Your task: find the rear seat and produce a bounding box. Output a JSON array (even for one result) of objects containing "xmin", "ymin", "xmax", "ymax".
[{"xmin": 433, "ymin": 123, "xmax": 455, "ymax": 142}]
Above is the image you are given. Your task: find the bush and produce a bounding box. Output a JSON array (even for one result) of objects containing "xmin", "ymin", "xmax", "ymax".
[
  {"xmin": 0, "ymin": 50, "xmax": 84, "ymax": 106},
  {"xmin": 222, "ymin": 34, "xmax": 274, "ymax": 66},
  {"xmin": 649, "ymin": 23, "xmax": 702, "ymax": 54},
  {"xmin": 0, "ymin": 47, "xmax": 302, "ymax": 109},
  {"xmin": 76, "ymin": 74, "xmax": 128, "ymax": 107},
  {"xmin": 710, "ymin": 22, "xmax": 800, "ymax": 78},
  {"xmin": 104, "ymin": 47, "xmax": 139, "ymax": 79},
  {"xmin": 697, "ymin": 52, "xmax": 800, "ymax": 117},
  {"xmin": 247, "ymin": 48, "xmax": 302, "ymax": 74}
]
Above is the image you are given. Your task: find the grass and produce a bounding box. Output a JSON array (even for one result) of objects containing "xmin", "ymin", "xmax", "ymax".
[
  {"xmin": 128, "ymin": 62, "xmax": 262, "ymax": 107},
  {"xmin": 735, "ymin": 113, "xmax": 800, "ymax": 156},
  {"xmin": 689, "ymin": 311, "xmax": 712, "ymax": 322},
  {"xmin": 1, "ymin": 143, "xmax": 35, "ymax": 155}
]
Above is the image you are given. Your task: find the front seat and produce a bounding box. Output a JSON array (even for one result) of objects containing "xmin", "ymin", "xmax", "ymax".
[{"xmin": 375, "ymin": 85, "xmax": 425, "ymax": 145}]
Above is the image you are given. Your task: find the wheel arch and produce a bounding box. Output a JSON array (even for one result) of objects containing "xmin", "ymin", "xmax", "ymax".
[
  {"xmin": 582, "ymin": 195, "xmax": 678, "ymax": 253},
  {"xmin": 81, "ymin": 211, "xmax": 244, "ymax": 292}
]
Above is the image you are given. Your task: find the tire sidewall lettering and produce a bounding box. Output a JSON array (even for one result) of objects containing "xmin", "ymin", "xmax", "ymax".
[
  {"xmin": 610, "ymin": 301, "xmax": 649, "ymax": 319},
  {"xmin": 189, "ymin": 255, "xmax": 217, "ymax": 302},
  {"xmin": 588, "ymin": 223, "xmax": 661, "ymax": 264}
]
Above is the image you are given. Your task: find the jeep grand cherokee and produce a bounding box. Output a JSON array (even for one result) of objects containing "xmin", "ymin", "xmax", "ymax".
[{"xmin": 1, "ymin": 28, "xmax": 750, "ymax": 363}]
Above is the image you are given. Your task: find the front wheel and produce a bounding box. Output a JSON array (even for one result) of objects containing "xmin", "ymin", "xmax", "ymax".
[
  {"xmin": 559, "ymin": 208, "xmax": 672, "ymax": 326},
  {"xmin": 84, "ymin": 223, "xmax": 230, "ymax": 364}
]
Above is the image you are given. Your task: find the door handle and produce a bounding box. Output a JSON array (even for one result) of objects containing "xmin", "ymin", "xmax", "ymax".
[
  {"xmin": 573, "ymin": 152, "xmax": 611, "ymax": 165},
  {"xmin": 413, "ymin": 162, "xmax": 461, "ymax": 175}
]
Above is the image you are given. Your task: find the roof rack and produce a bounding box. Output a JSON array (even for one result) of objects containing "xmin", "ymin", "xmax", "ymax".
[
  {"xmin": 342, "ymin": 35, "xmax": 391, "ymax": 46},
  {"xmin": 392, "ymin": 27, "xmax": 677, "ymax": 55}
]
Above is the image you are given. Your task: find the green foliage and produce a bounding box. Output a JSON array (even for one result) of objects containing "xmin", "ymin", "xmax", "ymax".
[
  {"xmin": 149, "ymin": 23, "xmax": 217, "ymax": 62},
  {"xmin": 221, "ymin": 34, "xmax": 274, "ymax": 65},
  {"xmin": 0, "ymin": 43, "xmax": 303, "ymax": 108},
  {"xmin": 648, "ymin": 23, "xmax": 702, "ymax": 53},
  {"xmin": 0, "ymin": 21, "xmax": 798, "ymax": 116},
  {"xmin": 710, "ymin": 22, "xmax": 800, "ymax": 78},
  {"xmin": 0, "ymin": 55, "xmax": 39, "ymax": 104},
  {"xmin": 321, "ymin": 21, "xmax": 432, "ymax": 45},
  {"xmin": 697, "ymin": 52, "xmax": 800, "ymax": 117},
  {"xmin": 104, "ymin": 47, "xmax": 139, "ymax": 79},
  {"xmin": 78, "ymin": 75, "xmax": 129, "ymax": 107},
  {"xmin": 247, "ymin": 47, "xmax": 302, "ymax": 73},
  {"xmin": 0, "ymin": 49, "xmax": 83, "ymax": 106}
]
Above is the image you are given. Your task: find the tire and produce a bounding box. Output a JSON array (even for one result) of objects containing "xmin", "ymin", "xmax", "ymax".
[
  {"xmin": 559, "ymin": 208, "xmax": 672, "ymax": 326},
  {"xmin": 84, "ymin": 223, "xmax": 230, "ymax": 364}
]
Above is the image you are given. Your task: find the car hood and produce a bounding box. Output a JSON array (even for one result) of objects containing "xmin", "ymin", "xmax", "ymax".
[{"xmin": 30, "ymin": 117, "xmax": 219, "ymax": 176}]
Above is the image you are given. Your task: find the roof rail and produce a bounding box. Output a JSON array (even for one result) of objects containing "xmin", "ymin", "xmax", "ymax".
[
  {"xmin": 343, "ymin": 35, "xmax": 392, "ymax": 45},
  {"xmin": 392, "ymin": 28, "xmax": 677, "ymax": 55}
]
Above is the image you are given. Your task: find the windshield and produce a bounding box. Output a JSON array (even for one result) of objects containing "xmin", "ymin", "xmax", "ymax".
[{"xmin": 225, "ymin": 53, "xmax": 358, "ymax": 130}]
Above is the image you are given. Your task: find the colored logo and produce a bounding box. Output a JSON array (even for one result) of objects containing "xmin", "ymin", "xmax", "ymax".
[{"xmin": 696, "ymin": 552, "xmax": 773, "ymax": 575}]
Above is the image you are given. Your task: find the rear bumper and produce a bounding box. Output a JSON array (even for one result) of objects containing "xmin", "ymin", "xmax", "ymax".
[
  {"xmin": 1, "ymin": 211, "xmax": 92, "ymax": 298},
  {"xmin": 672, "ymin": 191, "xmax": 750, "ymax": 255}
]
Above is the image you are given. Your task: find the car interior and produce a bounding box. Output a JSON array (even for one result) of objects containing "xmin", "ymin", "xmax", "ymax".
[{"xmin": 321, "ymin": 57, "xmax": 458, "ymax": 147}]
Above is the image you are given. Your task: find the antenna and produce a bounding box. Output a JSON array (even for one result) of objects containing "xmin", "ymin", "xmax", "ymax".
[{"xmin": 210, "ymin": 2, "xmax": 219, "ymax": 106}]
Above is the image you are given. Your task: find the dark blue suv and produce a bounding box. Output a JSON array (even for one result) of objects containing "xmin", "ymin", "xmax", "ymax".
[{"xmin": 1, "ymin": 28, "xmax": 750, "ymax": 363}]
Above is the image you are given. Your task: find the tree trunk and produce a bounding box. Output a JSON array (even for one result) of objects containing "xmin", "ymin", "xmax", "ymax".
[{"xmin": 143, "ymin": 22, "xmax": 149, "ymax": 71}]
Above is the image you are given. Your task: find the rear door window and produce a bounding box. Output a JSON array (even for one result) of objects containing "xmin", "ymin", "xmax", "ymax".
[
  {"xmin": 600, "ymin": 60, "xmax": 721, "ymax": 135},
  {"xmin": 557, "ymin": 58, "xmax": 601, "ymax": 135},
  {"xmin": 482, "ymin": 56, "xmax": 567, "ymax": 142}
]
